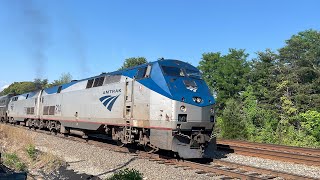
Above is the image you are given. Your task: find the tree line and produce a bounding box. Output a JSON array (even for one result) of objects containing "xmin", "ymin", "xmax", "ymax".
[
  {"xmin": 198, "ymin": 29, "xmax": 320, "ymax": 147},
  {"xmin": 0, "ymin": 73, "xmax": 72, "ymax": 96},
  {"xmin": 1, "ymin": 29, "xmax": 319, "ymax": 147},
  {"xmin": 0, "ymin": 56, "xmax": 148, "ymax": 96}
]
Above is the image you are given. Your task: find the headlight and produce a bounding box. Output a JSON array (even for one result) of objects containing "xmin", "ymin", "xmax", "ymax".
[
  {"xmin": 192, "ymin": 97, "xmax": 202, "ymax": 103},
  {"xmin": 180, "ymin": 105, "xmax": 186, "ymax": 112}
]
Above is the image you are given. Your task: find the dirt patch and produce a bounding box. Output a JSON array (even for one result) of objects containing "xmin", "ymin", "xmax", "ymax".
[{"xmin": 0, "ymin": 124, "xmax": 101, "ymax": 179}]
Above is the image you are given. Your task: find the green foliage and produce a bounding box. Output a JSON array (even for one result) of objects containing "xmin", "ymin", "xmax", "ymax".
[
  {"xmin": 278, "ymin": 29, "xmax": 320, "ymax": 112},
  {"xmin": 3, "ymin": 153, "xmax": 27, "ymax": 171},
  {"xmin": 119, "ymin": 57, "xmax": 148, "ymax": 70},
  {"xmin": 0, "ymin": 78, "xmax": 49, "ymax": 96},
  {"xmin": 0, "ymin": 81, "xmax": 36, "ymax": 96},
  {"xmin": 49, "ymin": 73, "xmax": 72, "ymax": 87},
  {"xmin": 33, "ymin": 78, "xmax": 49, "ymax": 90},
  {"xmin": 0, "ymin": 73, "xmax": 72, "ymax": 95},
  {"xmin": 198, "ymin": 49, "xmax": 250, "ymax": 111},
  {"xmin": 247, "ymin": 49, "xmax": 280, "ymax": 113},
  {"xmin": 253, "ymin": 119, "xmax": 278, "ymax": 144},
  {"xmin": 200, "ymin": 30, "xmax": 320, "ymax": 147},
  {"xmin": 218, "ymin": 98, "xmax": 247, "ymax": 139},
  {"xmin": 275, "ymin": 119, "xmax": 319, "ymax": 147},
  {"xmin": 26, "ymin": 144, "xmax": 37, "ymax": 160},
  {"xmin": 108, "ymin": 168, "xmax": 143, "ymax": 180},
  {"xmin": 300, "ymin": 110, "xmax": 320, "ymax": 141}
]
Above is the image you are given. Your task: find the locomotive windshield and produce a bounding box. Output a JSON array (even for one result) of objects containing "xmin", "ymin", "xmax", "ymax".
[
  {"xmin": 185, "ymin": 69, "xmax": 202, "ymax": 79},
  {"xmin": 161, "ymin": 66, "xmax": 202, "ymax": 79},
  {"xmin": 162, "ymin": 66, "xmax": 185, "ymax": 77}
]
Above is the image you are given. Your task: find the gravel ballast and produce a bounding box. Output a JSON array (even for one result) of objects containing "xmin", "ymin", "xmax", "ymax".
[
  {"xmin": 21, "ymin": 129, "xmax": 320, "ymax": 179},
  {"xmin": 216, "ymin": 153, "xmax": 320, "ymax": 179},
  {"xmin": 34, "ymin": 133, "xmax": 216, "ymax": 179}
]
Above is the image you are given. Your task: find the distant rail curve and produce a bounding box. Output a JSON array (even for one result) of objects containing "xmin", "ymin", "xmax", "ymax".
[{"xmin": 217, "ymin": 139, "xmax": 320, "ymax": 167}]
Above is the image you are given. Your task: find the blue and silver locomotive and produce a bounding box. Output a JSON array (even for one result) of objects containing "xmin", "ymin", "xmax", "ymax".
[{"xmin": 6, "ymin": 59, "xmax": 216, "ymax": 158}]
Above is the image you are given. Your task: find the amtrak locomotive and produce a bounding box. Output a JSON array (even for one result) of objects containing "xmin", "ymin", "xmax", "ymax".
[{"xmin": 1, "ymin": 59, "xmax": 216, "ymax": 158}]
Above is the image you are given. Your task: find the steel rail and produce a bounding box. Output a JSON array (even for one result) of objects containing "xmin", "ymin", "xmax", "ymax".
[
  {"xmin": 218, "ymin": 139, "xmax": 320, "ymax": 156},
  {"xmin": 214, "ymin": 159, "xmax": 317, "ymax": 180},
  {"xmin": 218, "ymin": 144, "xmax": 320, "ymax": 166}
]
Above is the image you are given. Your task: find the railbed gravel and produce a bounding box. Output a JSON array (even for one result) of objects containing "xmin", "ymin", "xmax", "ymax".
[
  {"xmin": 213, "ymin": 152, "xmax": 320, "ymax": 179},
  {"xmin": 32, "ymin": 131, "xmax": 218, "ymax": 180},
  {"xmin": 25, "ymin": 129, "xmax": 320, "ymax": 179}
]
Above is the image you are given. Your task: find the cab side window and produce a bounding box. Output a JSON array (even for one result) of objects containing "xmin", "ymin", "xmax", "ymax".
[
  {"xmin": 135, "ymin": 65, "xmax": 151, "ymax": 80},
  {"xmin": 135, "ymin": 67, "xmax": 147, "ymax": 79}
]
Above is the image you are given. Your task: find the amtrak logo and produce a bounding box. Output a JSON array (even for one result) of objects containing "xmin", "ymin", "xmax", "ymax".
[{"xmin": 99, "ymin": 95, "xmax": 120, "ymax": 111}]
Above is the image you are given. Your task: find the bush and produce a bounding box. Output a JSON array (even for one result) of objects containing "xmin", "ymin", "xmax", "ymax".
[
  {"xmin": 108, "ymin": 168, "xmax": 143, "ymax": 180},
  {"xmin": 300, "ymin": 110, "xmax": 320, "ymax": 142},
  {"xmin": 219, "ymin": 98, "xmax": 247, "ymax": 139},
  {"xmin": 26, "ymin": 144, "xmax": 37, "ymax": 160},
  {"xmin": 3, "ymin": 153, "xmax": 27, "ymax": 171}
]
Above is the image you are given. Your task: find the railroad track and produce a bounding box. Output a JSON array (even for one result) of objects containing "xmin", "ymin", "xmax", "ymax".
[
  {"xmin": 1, "ymin": 123, "xmax": 317, "ymax": 179},
  {"xmin": 217, "ymin": 139, "xmax": 320, "ymax": 167}
]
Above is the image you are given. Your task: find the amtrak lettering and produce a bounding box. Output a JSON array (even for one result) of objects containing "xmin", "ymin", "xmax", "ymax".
[{"xmin": 103, "ymin": 89, "xmax": 121, "ymax": 94}]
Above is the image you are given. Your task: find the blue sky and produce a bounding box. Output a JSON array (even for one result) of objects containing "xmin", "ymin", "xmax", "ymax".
[{"xmin": 0, "ymin": 0, "xmax": 320, "ymax": 91}]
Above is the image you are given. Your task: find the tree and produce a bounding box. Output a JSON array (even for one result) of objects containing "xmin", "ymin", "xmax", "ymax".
[
  {"xmin": 218, "ymin": 98, "xmax": 247, "ymax": 139},
  {"xmin": 248, "ymin": 49, "xmax": 279, "ymax": 107},
  {"xmin": 198, "ymin": 49, "xmax": 250, "ymax": 110},
  {"xmin": 0, "ymin": 73, "xmax": 73, "ymax": 96},
  {"xmin": 0, "ymin": 82, "xmax": 36, "ymax": 95},
  {"xmin": 49, "ymin": 73, "xmax": 72, "ymax": 87},
  {"xmin": 0, "ymin": 78, "xmax": 48, "ymax": 95},
  {"xmin": 278, "ymin": 29, "xmax": 320, "ymax": 112},
  {"xmin": 300, "ymin": 110, "xmax": 320, "ymax": 142},
  {"xmin": 33, "ymin": 78, "xmax": 48, "ymax": 90},
  {"xmin": 119, "ymin": 57, "xmax": 148, "ymax": 70}
]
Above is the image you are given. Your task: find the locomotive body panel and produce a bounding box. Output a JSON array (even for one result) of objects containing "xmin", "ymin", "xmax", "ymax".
[
  {"xmin": 39, "ymin": 76, "xmax": 126, "ymax": 130},
  {"xmin": 132, "ymin": 81, "xmax": 150, "ymax": 121},
  {"xmin": 0, "ymin": 94, "xmax": 13, "ymax": 121},
  {"xmin": 8, "ymin": 92, "xmax": 41, "ymax": 121}
]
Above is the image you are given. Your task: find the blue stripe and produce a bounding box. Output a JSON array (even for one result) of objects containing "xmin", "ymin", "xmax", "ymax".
[
  {"xmin": 107, "ymin": 95, "xmax": 120, "ymax": 111},
  {"xmin": 103, "ymin": 96, "xmax": 114, "ymax": 107},
  {"xmin": 99, "ymin": 95, "xmax": 111, "ymax": 102}
]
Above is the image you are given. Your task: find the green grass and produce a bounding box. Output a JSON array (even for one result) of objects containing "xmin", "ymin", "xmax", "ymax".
[
  {"xmin": 3, "ymin": 153, "xmax": 27, "ymax": 171},
  {"xmin": 26, "ymin": 144, "xmax": 37, "ymax": 160},
  {"xmin": 108, "ymin": 168, "xmax": 143, "ymax": 180}
]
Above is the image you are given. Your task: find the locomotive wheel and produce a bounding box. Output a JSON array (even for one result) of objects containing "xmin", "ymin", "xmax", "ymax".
[
  {"xmin": 51, "ymin": 130, "xmax": 57, "ymax": 135},
  {"xmin": 116, "ymin": 140, "xmax": 124, "ymax": 147}
]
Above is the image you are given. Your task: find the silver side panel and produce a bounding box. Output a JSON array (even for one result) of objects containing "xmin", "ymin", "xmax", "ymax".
[
  {"xmin": 39, "ymin": 76, "xmax": 126, "ymax": 130},
  {"xmin": 7, "ymin": 92, "xmax": 41, "ymax": 121},
  {"xmin": 0, "ymin": 95, "xmax": 12, "ymax": 118},
  {"xmin": 149, "ymin": 91, "xmax": 173, "ymax": 149},
  {"xmin": 132, "ymin": 81, "xmax": 150, "ymax": 121}
]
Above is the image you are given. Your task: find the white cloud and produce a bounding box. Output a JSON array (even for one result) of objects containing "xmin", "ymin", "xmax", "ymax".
[{"xmin": 0, "ymin": 84, "xmax": 9, "ymax": 92}]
